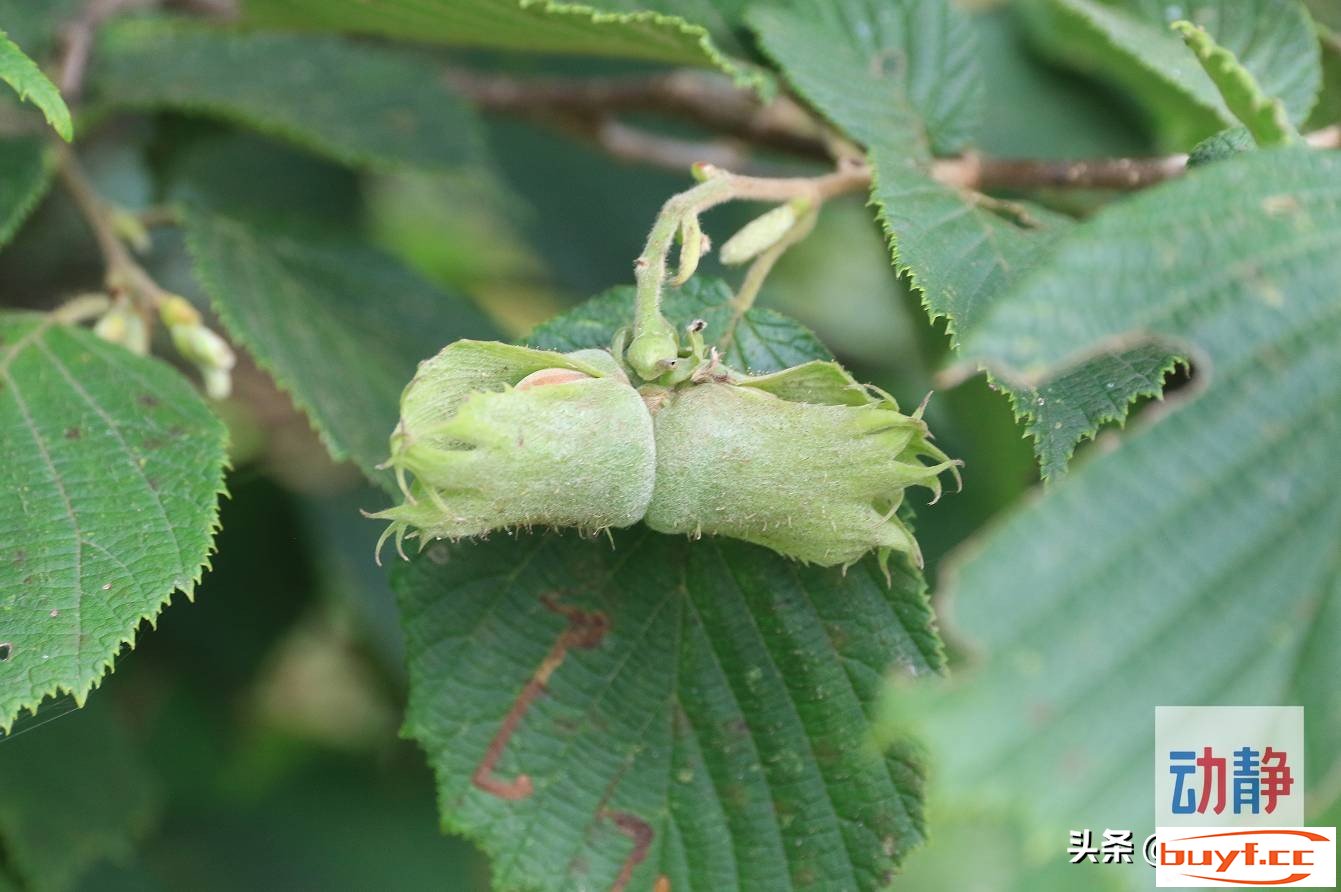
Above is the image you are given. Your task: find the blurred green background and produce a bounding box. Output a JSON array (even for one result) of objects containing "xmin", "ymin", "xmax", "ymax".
[{"xmin": 4, "ymin": 0, "xmax": 1331, "ymax": 888}]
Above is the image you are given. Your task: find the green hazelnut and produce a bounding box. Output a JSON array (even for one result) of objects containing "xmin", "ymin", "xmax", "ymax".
[
  {"xmin": 372, "ymin": 340, "xmax": 656, "ymax": 558},
  {"xmin": 643, "ymin": 361, "xmax": 959, "ymax": 569}
]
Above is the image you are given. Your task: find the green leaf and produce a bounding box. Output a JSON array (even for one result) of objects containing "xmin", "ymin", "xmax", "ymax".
[
  {"xmin": 0, "ymin": 30, "xmax": 71, "ymax": 141},
  {"xmin": 396, "ymin": 530, "xmax": 941, "ymax": 892},
  {"xmin": 0, "ymin": 313, "xmax": 227, "ymax": 731},
  {"xmin": 528, "ymin": 276, "xmax": 832, "ymax": 374},
  {"xmin": 179, "ymin": 207, "xmax": 498, "ymax": 489},
  {"xmin": 870, "ymin": 161, "xmax": 1176, "ymax": 480},
  {"xmin": 243, "ymin": 0, "xmax": 766, "ymax": 92},
  {"xmin": 90, "ymin": 19, "xmax": 485, "ymax": 173},
  {"xmin": 922, "ymin": 148, "xmax": 1341, "ymax": 832},
  {"xmin": 1020, "ymin": 0, "xmax": 1321, "ymax": 147},
  {"xmin": 969, "ymin": 6, "xmax": 1152, "ymax": 160},
  {"xmin": 1187, "ymin": 124, "xmax": 1256, "ymax": 166},
  {"xmin": 0, "ymin": 701, "xmax": 159, "ymax": 892},
  {"xmin": 1171, "ymin": 19, "xmax": 1298, "ymax": 147},
  {"xmin": 747, "ymin": 0, "xmax": 982, "ymax": 155},
  {"xmin": 749, "ymin": 0, "xmax": 1181, "ymax": 478},
  {"xmin": 0, "ymin": 137, "xmax": 54, "ymax": 248},
  {"xmin": 1013, "ymin": 344, "xmax": 1185, "ymax": 481}
]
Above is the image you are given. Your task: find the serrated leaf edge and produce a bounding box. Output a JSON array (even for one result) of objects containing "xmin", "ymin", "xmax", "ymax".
[
  {"xmin": 1053, "ymin": 0, "xmax": 1321, "ymax": 129},
  {"xmin": 93, "ymin": 19, "xmax": 489, "ymax": 174},
  {"xmin": 0, "ymin": 316, "xmax": 229, "ymax": 733}
]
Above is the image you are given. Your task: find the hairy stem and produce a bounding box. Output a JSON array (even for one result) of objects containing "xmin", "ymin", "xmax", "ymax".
[
  {"xmin": 628, "ymin": 164, "xmax": 869, "ymax": 378},
  {"xmin": 720, "ymin": 205, "xmax": 818, "ymax": 353},
  {"xmin": 57, "ymin": 145, "xmax": 171, "ymax": 313}
]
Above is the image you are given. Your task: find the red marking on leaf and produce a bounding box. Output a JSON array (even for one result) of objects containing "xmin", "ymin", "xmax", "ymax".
[
  {"xmin": 603, "ymin": 809, "xmax": 654, "ymax": 892},
  {"xmin": 471, "ymin": 594, "xmax": 609, "ymax": 801}
]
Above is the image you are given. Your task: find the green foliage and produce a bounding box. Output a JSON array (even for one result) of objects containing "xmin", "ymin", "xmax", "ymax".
[
  {"xmin": 180, "ymin": 208, "xmax": 497, "ymax": 487},
  {"xmin": 0, "ymin": 0, "xmax": 1337, "ymax": 887},
  {"xmin": 750, "ymin": 0, "xmax": 1183, "ymax": 479},
  {"xmin": 91, "ymin": 18, "xmax": 486, "ymax": 173},
  {"xmin": 748, "ymin": 0, "xmax": 981, "ymax": 155},
  {"xmin": 1020, "ymin": 0, "xmax": 1321, "ymax": 147},
  {"xmin": 0, "ymin": 314, "xmax": 227, "ymax": 731},
  {"xmin": 243, "ymin": 0, "xmax": 766, "ymax": 91},
  {"xmin": 920, "ymin": 148, "xmax": 1341, "ymax": 833},
  {"xmin": 529, "ymin": 277, "xmax": 831, "ymax": 373},
  {"xmin": 1187, "ymin": 124, "xmax": 1256, "ymax": 165},
  {"xmin": 0, "ymin": 138, "xmax": 53, "ymax": 247},
  {"xmin": 392, "ymin": 285, "xmax": 944, "ymax": 891},
  {"xmin": 0, "ymin": 30, "xmax": 72, "ymax": 140}
]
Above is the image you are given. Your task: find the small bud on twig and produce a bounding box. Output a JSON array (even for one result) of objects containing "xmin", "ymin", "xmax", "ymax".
[
  {"xmin": 93, "ymin": 298, "xmax": 149, "ymax": 354},
  {"xmin": 670, "ymin": 216, "xmax": 703, "ymax": 286},
  {"xmin": 719, "ymin": 197, "xmax": 812, "ymax": 266}
]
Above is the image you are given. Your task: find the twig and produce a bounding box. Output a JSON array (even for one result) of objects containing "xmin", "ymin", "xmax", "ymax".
[
  {"xmin": 57, "ymin": 0, "xmax": 233, "ymax": 103},
  {"xmin": 56, "ymin": 145, "xmax": 171, "ymax": 310},
  {"xmin": 446, "ymin": 69, "xmax": 830, "ymax": 161},
  {"xmin": 136, "ymin": 205, "xmax": 182, "ymax": 228},
  {"xmin": 936, "ymin": 124, "xmax": 1341, "ymax": 190},
  {"xmin": 933, "ymin": 152, "xmax": 1190, "ymax": 191},
  {"xmin": 595, "ymin": 118, "xmax": 755, "ymax": 172},
  {"xmin": 730, "ymin": 205, "xmax": 819, "ymax": 315},
  {"xmin": 57, "ymin": 0, "xmax": 150, "ymax": 101},
  {"xmin": 544, "ymin": 113, "xmax": 759, "ymax": 173},
  {"xmin": 723, "ymin": 203, "xmax": 817, "ymax": 342},
  {"xmin": 1308, "ymin": 124, "xmax": 1341, "ymax": 149},
  {"xmin": 1316, "ymin": 19, "xmax": 1341, "ymax": 55},
  {"xmin": 452, "ymin": 68, "xmax": 1341, "ymax": 192}
]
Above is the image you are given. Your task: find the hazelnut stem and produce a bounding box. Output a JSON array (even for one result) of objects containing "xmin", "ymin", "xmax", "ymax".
[{"xmin": 627, "ymin": 163, "xmax": 868, "ymax": 381}]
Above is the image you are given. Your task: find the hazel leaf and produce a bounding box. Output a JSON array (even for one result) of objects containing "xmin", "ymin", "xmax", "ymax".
[
  {"xmin": 0, "ymin": 30, "xmax": 72, "ymax": 140},
  {"xmin": 920, "ymin": 147, "xmax": 1341, "ymax": 839},
  {"xmin": 0, "ymin": 313, "xmax": 227, "ymax": 731}
]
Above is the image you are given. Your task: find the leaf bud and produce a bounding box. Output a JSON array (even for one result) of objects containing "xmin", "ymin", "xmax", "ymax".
[
  {"xmin": 670, "ymin": 216, "xmax": 703, "ymax": 286},
  {"xmin": 170, "ymin": 323, "xmax": 236, "ymax": 373},
  {"xmin": 158, "ymin": 294, "xmax": 202, "ymax": 328},
  {"xmin": 719, "ymin": 197, "xmax": 811, "ymax": 266},
  {"xmin": 110, "ymin": 208, "xmax": 152, "ymax": 255},
  {"xmin": 93, "ymin": 300, "xmax": 149, "ymax": 355}
]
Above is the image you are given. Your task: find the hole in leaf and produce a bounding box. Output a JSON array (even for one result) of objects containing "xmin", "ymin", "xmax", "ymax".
[
  {"xmin": 0, "ymin": 643, "xmax": 11, "ymax": 661},
  {"xmin": 1160, "ymin": 358, "xmax": 1197, "ymax": 396},
  {"xmin": 1068, "ymin": 355, "xmax": 1199, "ymax": 469}
]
